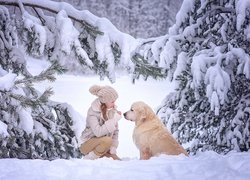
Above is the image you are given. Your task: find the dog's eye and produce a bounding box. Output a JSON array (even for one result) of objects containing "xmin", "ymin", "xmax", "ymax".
[{"xmin": 130, "ymin": 109, "xmax": 134, "ymax": 111}]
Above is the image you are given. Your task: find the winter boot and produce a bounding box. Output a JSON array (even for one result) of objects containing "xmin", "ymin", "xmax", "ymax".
[
  {"xmin": 84, "ymin": 151, "xmax": 100, "ymax": 160},
  {"xmin": 102, "ymin": 152, "xmax": 121, "ymax": 160}
]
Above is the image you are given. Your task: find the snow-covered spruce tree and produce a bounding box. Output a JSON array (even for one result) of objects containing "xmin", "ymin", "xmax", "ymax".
[
  {"xmin": 0, "ymin": 5, "xmax": 82, "ymax": 159},
  {"xmin": 137, "ymin": 0, "xmax": 250, "ymax": 154}
]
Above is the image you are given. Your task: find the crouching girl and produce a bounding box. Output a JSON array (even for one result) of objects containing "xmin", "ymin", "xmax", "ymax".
[{"xmin": 79, "ymin": 85, "xmax": 122, "ymax": 160}]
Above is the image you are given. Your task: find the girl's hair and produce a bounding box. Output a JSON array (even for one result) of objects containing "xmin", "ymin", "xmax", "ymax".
[{"xmin": 101, "ymin": 103, "xmax": 108, "ymax": 120}]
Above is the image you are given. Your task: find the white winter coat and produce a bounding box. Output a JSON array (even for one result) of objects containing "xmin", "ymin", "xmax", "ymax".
[{"xmin": 79, "ymin": 98, "xmax": 119, "ymax": 149}]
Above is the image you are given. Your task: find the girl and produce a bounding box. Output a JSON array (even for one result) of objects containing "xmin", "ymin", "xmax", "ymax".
[{"xmin": 79, "ymin": 85, "xmax": 122, "ymax": 160}]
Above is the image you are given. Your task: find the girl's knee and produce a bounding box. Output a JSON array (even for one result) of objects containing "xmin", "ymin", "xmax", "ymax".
[
  {"xmin": 79, "ymin": 143, "xmax": 89, "ymax": 155},
  {"xmin": 101, "ymin": 136, "xmax": 112, "ymax": 146},
  {"xmin": 94, "ymin": 136, "xmax": 112, "ymax": 155}
]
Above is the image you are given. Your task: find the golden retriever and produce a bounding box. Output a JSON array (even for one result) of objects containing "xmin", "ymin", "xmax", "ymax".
[{"xmin": 123, "ymin": 101, "xmax": 188, "ymax": 160}]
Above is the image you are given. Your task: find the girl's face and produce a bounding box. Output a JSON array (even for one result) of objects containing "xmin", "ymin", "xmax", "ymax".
[{"xmin": 105, "ymin": 101, "xmax": 115, "ymax": 109}]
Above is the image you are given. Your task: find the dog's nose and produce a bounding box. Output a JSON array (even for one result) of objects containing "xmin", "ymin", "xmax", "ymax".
[{"xmin": 123, "ymin": 112, "xmax": 126, "ymax": 116}]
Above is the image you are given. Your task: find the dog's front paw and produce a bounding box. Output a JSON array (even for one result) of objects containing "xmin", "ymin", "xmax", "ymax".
[{"xmin": 140, "ymin": 148, "xmax": 152, "ymax": 160}]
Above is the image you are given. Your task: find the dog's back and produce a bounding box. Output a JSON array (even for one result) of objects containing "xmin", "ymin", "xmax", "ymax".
[
  {"xmin": 150, "ymin": 121, "xmax": 188, "ymax": 156},
  {"xmin": 133, "ymin": 115, "xmax": 188, "ymax": 157}
]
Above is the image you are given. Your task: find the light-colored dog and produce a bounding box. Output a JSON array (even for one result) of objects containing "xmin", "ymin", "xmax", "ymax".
[{"xmin": 123, "ymin": 101, "xmax": 188, "ymax": 160}]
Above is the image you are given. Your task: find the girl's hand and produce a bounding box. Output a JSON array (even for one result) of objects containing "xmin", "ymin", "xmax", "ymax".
[
  {"xmin": 113, "ymin": 112, "xmax": 122, "ymax": 121},
  {"xmin": 117, "ymin": 111, "xmax": 122, "ymax": 115}
]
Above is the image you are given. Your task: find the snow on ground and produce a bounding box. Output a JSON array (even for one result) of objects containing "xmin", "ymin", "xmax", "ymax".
[
  {"xmin": 0, "ymin": 59, "xmax": 249, "ymax": 179},
  {"xmin": 0, "ymin": 151, "xmax": 250, "ymax": 180}
]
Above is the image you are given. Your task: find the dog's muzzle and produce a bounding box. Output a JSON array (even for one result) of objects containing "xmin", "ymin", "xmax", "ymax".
[{"xmin": 123, "ymin": 112, "xmax": 133, "ymax": 121}]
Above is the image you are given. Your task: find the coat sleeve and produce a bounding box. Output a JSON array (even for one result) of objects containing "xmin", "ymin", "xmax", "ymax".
[
  {"xmin": 111, "ymin": 125, "xmax": 119, "ymax": 148},
  {"xmin": 88, "ymin": 115, "xmax": 116, "ymax": 137}
]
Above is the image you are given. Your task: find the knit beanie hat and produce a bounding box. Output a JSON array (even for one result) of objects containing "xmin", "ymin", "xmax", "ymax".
[{"xmin": 89, "ymin": 85, "xmax": 118, "ymax": 103}]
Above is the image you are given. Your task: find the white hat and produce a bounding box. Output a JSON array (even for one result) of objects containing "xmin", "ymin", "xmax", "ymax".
[{"xmin": 89, "ymin": 85, "xmax": 118, "ymax": 103}]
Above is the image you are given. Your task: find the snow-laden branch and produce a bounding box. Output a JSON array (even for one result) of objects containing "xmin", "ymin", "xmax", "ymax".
[
  {"xmin": 0, "ymin": 0, "xmax": 141, "ymax": 82},
  {"xmin": 236, "ymin": 0, "xmax": 250, "ymax": 31},
  {"xmin": 0, "ymin": 72, "xmax": 17, "ymax": 91},
  {"xmin": 205, "ymin": 63, "xmax": 231, "ymax": 115},
  {"xmin": 0, "ymin": 0, "xmax": 100, "ymax": 32},
  {"xmin": 229, "ymin": 47, "xmax": 250, "ymax": 79}
]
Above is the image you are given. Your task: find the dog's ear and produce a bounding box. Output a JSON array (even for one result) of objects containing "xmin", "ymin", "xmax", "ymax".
[
  {"xmin": 143, "ymin": 105, "xmax": 155, "ymax": 121},
  {"xmin": 141, "ymin": 108, "xmax": 147, "ymax": 120},
  {"xmin": 136, "ymin": 106, "xmax": 146, "ymax": 121}
]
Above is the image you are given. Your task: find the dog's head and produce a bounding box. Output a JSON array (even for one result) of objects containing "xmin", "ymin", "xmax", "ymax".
[{"xmin": 123, "ymin": 101, "xmax": 155, "ymax": 124}]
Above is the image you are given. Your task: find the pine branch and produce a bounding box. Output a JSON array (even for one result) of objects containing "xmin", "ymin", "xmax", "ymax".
[
  {"xmin": 38, "ymin": 87, "xmax": 54, "ymax": 103},
  {"xmin": 0, "ymin": 0, "xmax": 104, "ymax": 35},
  {"xmin": 43, "ymin": 61, "xmax": 67, "ymax": 76},
  {"xmin": 23, "ymin": 85, "xmax": 38, "ymax": 98},
  {"xmin": 8, "ymin": 92, "xmax": 38, "ymax": 108},
  {"xmin": 201, "ymin": 6, "xmax": 235, "ymax": 24},
  {"xmin": 132, "ymin": 53, "xmax": 167, "ymax": 80},
  {"xmin": 111, "ymin": 42, "xmax": 122, "ymax": 64},
  {"xmin": 0, "ymin": 87, "xmax": 53, "ymax": 109},
  {"xmin": 15, "ymin": 61, "xmax": 67, "ymax": 85},
  {"xmin": 32, "ymin": 7, "xmax": 46, "ymax": 26},
  {"xmin": 79, "ymin": 20, "xmax": 103, "ymax": 37},
  {"xmin": 0, "ymin": 31, "xmax": 12, "ymax": 50},
  {"xmin": 34, "ymin": 115, "xmax": 52, "ymax": 129}
]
